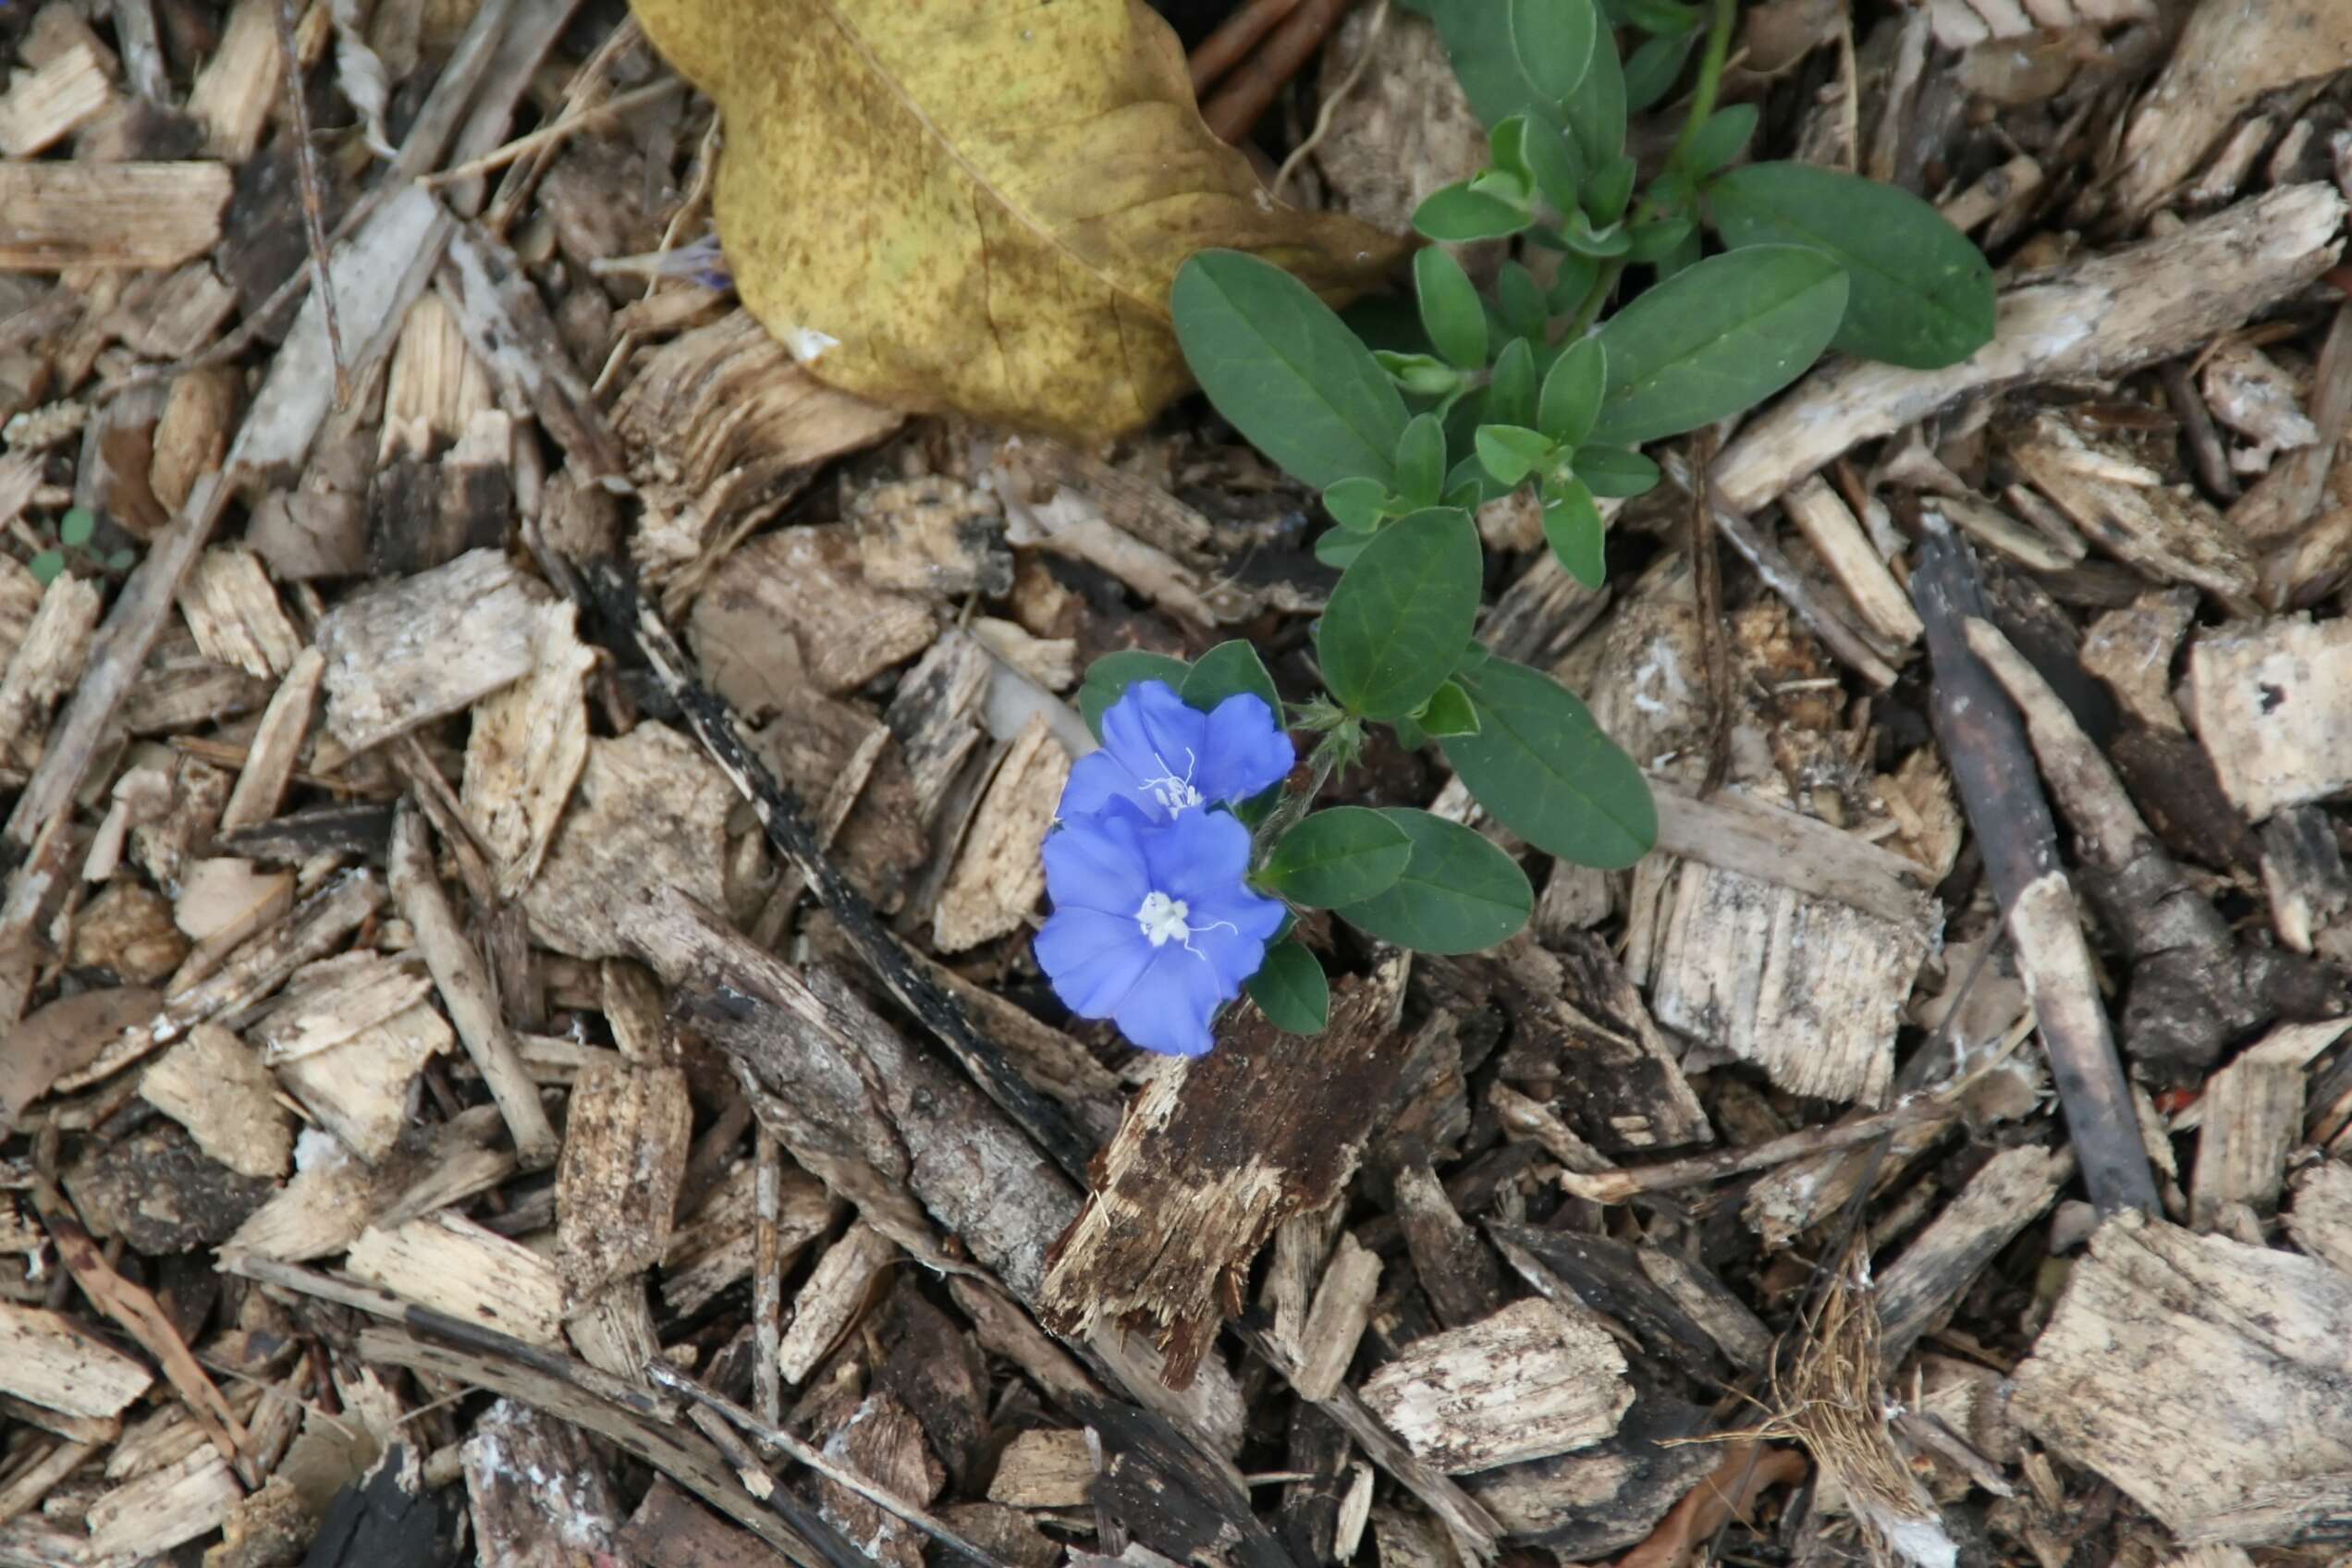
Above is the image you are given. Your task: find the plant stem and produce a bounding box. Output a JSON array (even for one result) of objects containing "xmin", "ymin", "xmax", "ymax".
[
  {"xmin": 1255, "ymin": 742, "xmax": 1341, "ymax": 856},
  {"xmin": 1563, "ymin": 0, "xmax": 1740, "ymax": 343}
]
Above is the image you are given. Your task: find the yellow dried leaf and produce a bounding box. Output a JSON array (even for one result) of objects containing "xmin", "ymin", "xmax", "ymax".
[{"xmin": 631, "ymin": 0, "xmax": 1407, "ymax": 442}]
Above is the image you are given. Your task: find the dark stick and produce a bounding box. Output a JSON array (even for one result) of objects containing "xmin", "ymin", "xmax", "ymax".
[
  {"xmin": 276, "ymin": 0, "xmax": 349, "ymax": 406},
  {"xmin": 1910, "ymin": 520, "xmax": 2160, "ymax": 1216},
  {"xmin": 574, "ymin": 561, "xmax": 1096, "ymax": 1186}
]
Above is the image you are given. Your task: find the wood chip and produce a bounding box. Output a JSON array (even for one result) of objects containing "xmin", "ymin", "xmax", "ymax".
[
  {"xmin": 555, "ymin": 1061, "xmax": 692, "ymax": 1307},
  {"xmin": 933, "ymin": 714, "xmax": 1067, "ymax": 953},
  {"xmin": 1358, "ymin": 1298, "xmax": 1631, "ymax": 1475},
  {"xmin": 137, "ymin": 1022, "xmax": 292, "ymax": 1179},
  {"xmin": 0, "ymin": 1301, "xmax": 153, "ymax": 1420},
  {"xmin": 0, "ymin": 162, "xmax": 231, "ymax": 271},
  {"xmin": 0, "ymin": 40, "xmax": 114, "ymax": 157},
  {"xmin": 987, "ymin": 1428, "xmax": 1095, "ymax": 1510},
  {"xmin": 459, "ymin": 595, "xmax": 594, "ymax": 900},
  {"xmin": 2188, "ymin": 613, "xmax": 2352, "ymax": 821},
  {"xmin": 346, "ymin": 1211, "xmax": 566, "ymax": 1346},
  {"xmin": 177, "ymin": 547, "xmax": 300, "ymax": 680},
  {"xmin": 315, "ymin": 547, "xmax": 547, "ymax": 753}
]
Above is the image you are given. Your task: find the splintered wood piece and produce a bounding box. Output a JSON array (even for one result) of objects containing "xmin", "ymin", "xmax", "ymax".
[
  {"xmin": 1039, "ymin": 968, "xmax": 1407, "ymax": 1389},
  {"xmin": 2081, "ymin": 590, "xmax": 2196, "ymax": 736},
  {"xmin": 0, "ymin": 162, "xmax": 231, "ymax": 270},
  {"xmin": 0, "ymin": 39, "xmax": 114, "ymax": 156},
  {"xmin": 1487, "ymin": 933, "xmax": 1710, "ymax": 1154},
  {"xmin": 459, "ymin": 596, "xmax": 594, "ymax": 900},
  {"xmin": 1781, "ymin": 475, "xmax": 1922, "ymax": 647},
  {"xmin": 2189, "ymin": 1035, "xmax": 2309, "ymax": 1235},
  {"xmin": 184, "ymin": 0, "xmax": 280, "ymax": 159},
  {"xmin": 661, "ymin": 1160, "xmax": 837, "ymax": 1319},
  {"xmin": 1644, "ymin": 852, "xmax": 1931, "ymax": 1104},
  {"xmin": 849, "ymin": 476, "xmax": 1013, "ymax": 600},
  {"xmin": 1649, "ymin": 781, "xmax": 1933, "ymax": 927},
  {"xmin": 777, "ymin": 1220, "xmax": 898, "ymax": 1385},
  {"xmin": 811, "ymin": 1390, "xmax": 947, "ymax": 1568},
  {"xmin": 622, "ymin": 1478, "xmax": 798, "ymax": 1568},
  {"xmin": 0, "ymin": 574, "xmax": 100, "ymax": 767},
  {"xmin": 347, "ymin": 1212, "xmax": 566, "ymax": 1346},
  {"xmin": 0, "ymin": 1301, "xmax": 153, "ymax": 1420},
  {"xmin": 2189, "ymin": 614, "xmax": 2352, "ymax": 821},
  {"xmin": 177, "ymin": 548, "xmax": 300, "ymax": 680},
  {"xmin": 883, "ymin": 631, "xmax": 993, "ymax": 827},
  {"xmin": 218, "ymin": 646, "xmax": 323, "ymax": 833},
  {"xmin": 688, "ymin": 525, "xmax": 935, "ymax": 702},
  {"xmin": 933, "ymin": 714, "xmax": 1067, "ymax": 952},
  {"xmin": 379, "ymin": 291, "xmax": 499, "ymax": 464},
  {"xmin": 1463, "ymin": 1400, "xmax": 1721, "ymax": 1561},
  {"xmin": 315, "ymin": 548, "xmax": 547, "ymax": 753},
  {"xmin": 613, "ymin": 310, "xmax": 903, "ymax": 577},
  {"xmin": 521, "ymin": 723, "xmax": 737, "ymax": 962},
  {"xmin": 1390, "ymin": 1158, "xmax": 1502, "ymax": 1332},
  {"xmin": 249, "ymin": 950, "xmax": 435, "ymax": 1066},
  {"xmin": 275, "ymin": 999, "xmax": 454, "ymax": 1163},
  {"xmin": 1292, "ymin": 1231, "xmax": 1381, "ymax": 1401},
  {"xmin": 85, "ymin": 1448, "xmax": 240, "ymax": 1561},
  {"xmin": 1877, "ymin": 1144, "xmax": 2073, "ymax": 1360},
  {"xmin": 987, "ymin": 1428, "xmax": 1095, "ymax": 1509},
  {"xmin": 1359, "ymin": 1298, "xmax": 1632, "ymax": 1475},
  {"xmin": 2112, "ymin": 0, "xmax": 2352, "ymax": 219},
  {"xmin": 461, "ymin": 1398, "xmax": 626, "ymax": 1562},
  {"xmin": 2014, "ymin": 1215, "xmax": 2352, "ymax": 1543},
  {"xmin": 390, "ymin": 804, "xmax": 559, "ymax": 1167},
  {"xmin": 136, "ymin": 1022, "xmax": 293, "ymax": 1179},
  {"xmin": 2287, "ymin": 1159, "xmax": 2352, "ymax": 1275},
  {"xmin": 1712, "ymin": 183, "xmax": 2347, "ymax": 514},
  {"xmin": 555, "ymin": 1061, "xmax": 692, "ymax": 1307},
  {"xmin": 2006, "ymin": 412, "xmax": 2257, "ymax": 599}
]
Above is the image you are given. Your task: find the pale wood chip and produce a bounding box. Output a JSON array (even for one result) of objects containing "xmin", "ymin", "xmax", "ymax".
[
  {"xmin": 2187, "ymin": 613, "xmax": 2352, "ymax": 820},
  {"xmin": 275, "ymin": 1000, "xmax": 453, "ymax": 1163},
  {"xmin": 0, "ymin": 574, "xmax": 100, "ymax": 768},
  {"xmin": 346, "ymin": 1211, "xmax": 565, "ymax": 1346},
  {"xmin": 986, "ymin": 1428, "xmax": 1094, "ymax": 1510},
  {"xmin": 1360, "ymin": 1298, "xmax": 1631, "ymax": 1475},
  {"xmin": 554, "ymin": 1062, "xmax": 692, "ymax": 1307},
  {"xmin": 315, "ymin": 547, "xmax": 546, "ymax": 753},
  {"xmin": 933, "ymin": 714, "xmax": 1067, "ymax": 953},
  {"xmin": 177, "ymin": 548, "xmax": 300, "ymax": 680},
  {"xmin": 459, "ymin": 596, "xmax": 594, "ymax": 900},
  {"xmin": 0, "ymin": 39, "xmax": 113, "ymax": 157},
  {"xmin": 0, "ymin": 1301, "xmax": 153, "ymax": 1419},
  {"xmin": 137, "ymin": 1022, "xmax": 292, "ymax": 1179},
  {"xmin": 0, "ymin": 162, "xmax": 230, "ymax": 271}
]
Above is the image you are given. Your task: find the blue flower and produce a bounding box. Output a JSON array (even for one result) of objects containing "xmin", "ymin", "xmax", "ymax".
[
  {"xmin": 1060, "ymin": 680, "xmax": 1293, "ymax": 824},
  {"xmin": 1035, "ymin": 798, "xmax": 1288, "ymax": 1057}
]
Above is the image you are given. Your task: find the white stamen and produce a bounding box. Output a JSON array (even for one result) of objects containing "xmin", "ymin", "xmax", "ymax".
[
  {"xmin": 1137, "ymin": 747, "xmax": 1205, "ymax": 815},
  {"xmin": 1135, "ymin": 890, "xmax": 1241, "ymax": 962}
]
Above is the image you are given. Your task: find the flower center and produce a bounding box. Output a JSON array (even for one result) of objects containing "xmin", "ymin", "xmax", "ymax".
[
  {"xmin": 1134, "ymin": 890, "xmax": 1192, "ymax": 947},
  {"xmin": 1140, "ymin": 749, "xmax": 1204, "ymax": 815}
]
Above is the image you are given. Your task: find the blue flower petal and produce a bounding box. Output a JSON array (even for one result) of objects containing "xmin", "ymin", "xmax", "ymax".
[
  {"xmin": 1035, "ymin": 907, "xmax": 1155, "ymax": 1017},
  {"xmin": 1041, "ymin": 805, "xmax": 1151, "ymax": 914},
  {"xmin": 1196, "ymin": 693, "xmax": 1294, "ymax": 804},
  {"xmin": 1147, "ymin": 808, "xmax": 1255, "ymax": 899},
  {"xmin": 1110, "ymin": 949, "xmax": 1221, "ymax": 1057},
  {"xmin": 1097, "ymin": 680, "xmax": 1209, "ymax": 814},
  {"xmin": 1058, "ymin": 751, "xmax": 1136, "ymax": 822}
]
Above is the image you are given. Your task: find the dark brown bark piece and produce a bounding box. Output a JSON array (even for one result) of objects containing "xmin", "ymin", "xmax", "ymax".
[{"xmin": 1038, "ymin": 972, "xmax": 1405, "ymax": 1390}]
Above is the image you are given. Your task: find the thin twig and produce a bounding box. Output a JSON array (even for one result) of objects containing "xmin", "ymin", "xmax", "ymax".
[
  {"xmin": 1188, "ymin": 0, "xmax": 1305, "ymax": 94},
  {"xmin": 1271, "ymin": 0, "xmax": 1387, "ymax": 197},
  {"xmin": 649, "ymin": 1363, "xmax": 1013, "ymax": 1568},
  {"xmin": 276, "ymin": 0, "xmax": 349, "ymax": 406},
  {"xmin": 428, "ymin": 77, "xmax": 687, "ymax": 187},
  {"xmin": 1199, "ymin": 0, "xmax": 1355, "ymax": 145}
]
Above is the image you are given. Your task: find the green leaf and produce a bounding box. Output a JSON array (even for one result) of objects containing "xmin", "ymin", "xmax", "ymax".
[
  {"xmin": 1622, "ymin": 27, "xmax": 1696, "ymax": 114},
  {"xmin": 1656, "ymin": 225, "xmax": 1703, "ymax": 280},
  {"xmin": 1509, "ymin": 0, "xmax": 1597, "ymax": 104},
  {"xmin": 1546, "ymin": 252, "xmax": 1600, "ymax": 312},
  {"xmin": 1261, "ymin": 806, "xmax": 1414, "ymax": 907},
  {"xmin": 1415, "ymin": 246, "xmax": 1488, "ymax": 370},
  {"xmin": 1587, "ymin": 244, "xmax": 1848, "ymax": 446},
  {"xmin": 1476, "ymin": 424, "xmax": 1553, "ymax": 486},
  {"xmin": 1584, "ymin": 153, "xmax": 1636, "ymax": 225},
  {"xmin": 1374, "ymin": 350, "xmax": 1466, "ymax": 399},
  {"xmin": 1574, "ymin": 445, "xmax": 1661, "ymax": 497},
  {"xmin": 1495, "ymin": 263, "xmax": 1549, "ymax": 342},
  {"xmin": 1537, "ymin": 335, "xmax": 1606, "ymax": 446},
  {"xmin": 1540, "ymin": 475, "xmax": 1606, "ymax": 588},
  {"xmin": 1403, "ymin": 0, "xmax": 1566, "ymax": 130},
  {"xmin": 1391, "ymin": 713, "xmax": 1430, "ymax": 750},
  {"xmin": 1079, "ymin": 650, "xmax": 1191, "ymax": 738},
  {"xmin": 57, "ymin": 508, "xmax": 94, "ymax": 548},
  {"xmin": 1561, "ymin": 12, "xmax": 1624, "ymax": 165},
  {"xmin": 1487, "ymin": 116, "xmax": 1537, "ymax": 191},
  {"xmin": 1523, "ymin": 122, "xmax": 1583, "ymax": 214},
  {"xmin": 1316, "ymin": 530, "xmax": 1369, "ymax": 570},
  {"xmin": 1182, "ymin": 640, "xmax": 1282, "ymax": 717},
  {"xmin": 1560, "ymin": 210, "xmax": 1632, "ymax": 259},
  {"xmin": 1621, "ymin": 0, "xmax": 1700, "ymax": 31},
  {"xmin": 1317, "ymin": 507, "xmax": 1483, "ymax": 720},
  {"xmin": 1707, "ymin": 161, "xmax": 1997, "ymax": 370},
  {"xmin": 1414, "ymin": 183, "xmax": 1532, "ymax": 243},
  {"xmin": 1172, "ymin": 250, "xmax": 1408, "ymax": 491},
  {"xmin": 1246, "ymin": 939, "xmax": 1329, "ymax": 1034},
  {"xmin": 28, "ymin": 550, "xmax": 65, "ymax": 586},
  {"xmin": 1336, "ymin": 808, "xmax": 1532, "ymax": 953},
  {"xmin": 1488, "ymin": 337, "xmax": 1537, "ymax": 428},
  {"xmin": 1324, "ymin": 476, "xmax": 1388, "ymax": 531},
  {"xmin": 1417, "ymin": 679, "xmax": 1480, "ymax": 737},
  {"xmin": 1679, "ymin": 104, "xmax": 1756, "ymax": 178},
  {"xmin": 1445, "ymin": 657, "xmax": 1655, "ymax": 868},
  {"xmin": 104, "ymin": 548, "xmax": 137, "ymax": 572},
  {"xmin": 1395, "ymin": 414, "xmax": 1448, "ymax": 508},
  {"xmin": 1625, "ymin": 214, "xmax": 1694, "ymax": 263}
]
